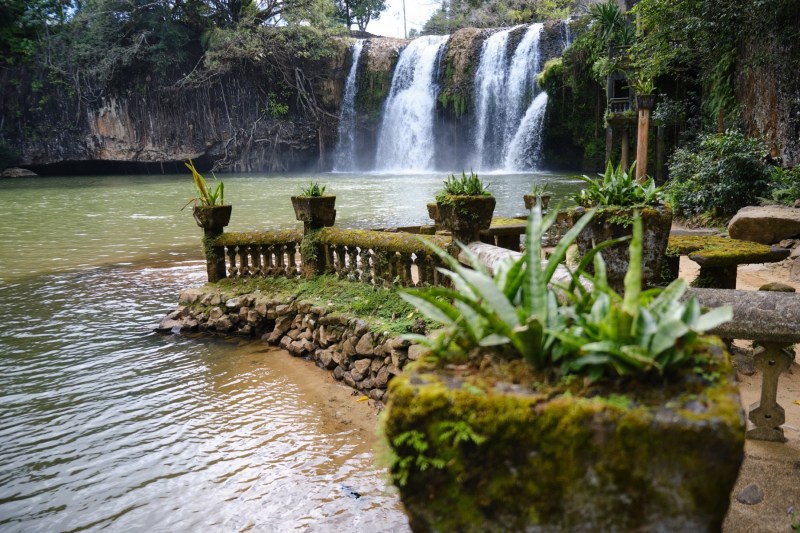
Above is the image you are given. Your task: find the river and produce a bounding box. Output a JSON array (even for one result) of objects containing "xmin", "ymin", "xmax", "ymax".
[{"xmin": 0, "ymin": 171, "xmax": 580, "ymax": 532}]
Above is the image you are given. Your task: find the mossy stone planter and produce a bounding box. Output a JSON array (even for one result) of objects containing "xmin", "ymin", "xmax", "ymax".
[
  {"xmin": 382, "ymin": 346, "xmax": 744, "ymax": 532},
  {"xmin": 575, "ymin": 204, "xmax": 673, "ymax": 290},
  {"xmin": 193, "ymin": 205, "xmax": 232, "ymax": 230},
  {"xmin": 437, "ymin": 195, "xmax": 496, "ymax": 243},
  {"xmin": 291, "ymin": 196, "xmax": 337, "ymax": 230},
  {"xmin": 524, "ymin": 193, "xmax": 551, "ymax": 211}
]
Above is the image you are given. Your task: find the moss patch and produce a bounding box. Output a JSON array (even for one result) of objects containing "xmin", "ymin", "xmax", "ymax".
[
  {"xmin": 436, "ymin": 28, "xmax": 486, "ymax": 119},
  {"xmin": 212, "ymin": 274, "xmax": 438, "ymax": 336},
  {"xmin": 217, "ymin": 229, "xmax": 303, "ymax": 247},
  {"xmin": 382, "ymin": 345, "xmax": 745, "ymax": 532},
  {"xmin": 319, "ymin": 227, "xmax": 448, "ymax": 254},
  {"xmin": 668, "ymin": 234, "xmax": 789, "ymax": 267}
]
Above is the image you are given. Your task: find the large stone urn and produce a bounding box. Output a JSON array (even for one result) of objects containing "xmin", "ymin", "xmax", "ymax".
[
  {"xmin": 437, "ymin": 195, "xmax": 496, "ymax": 244},
  {"xmin": 291, "ymin": 195, "xmax": 336, "ymax": 231},
  {"xmin": 574, "ymin": 204, "xmax": 673, "ymax": 290},
  {"xmin": 192, "ymin": 204, "xmax": 232, "ymax": 230},
  {"xmin": 382, "ymin": 344, "xmax": 744, "ymax": 532}
]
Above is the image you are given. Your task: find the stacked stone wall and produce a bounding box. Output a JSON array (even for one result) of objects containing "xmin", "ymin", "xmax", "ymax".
[{"xmin": 158, "ymin": 286, "xmax": 426, "ymax": 402}]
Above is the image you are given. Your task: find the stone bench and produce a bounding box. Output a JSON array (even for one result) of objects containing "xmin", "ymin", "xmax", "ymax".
[
  {"xmin": 479, "ymin": 217, "xmax": 528, "ymax": 251},
  {"xmin": 666, "ymin": 234, "xmax": 790, "ymax": 289},
  {"xmin": 688, "ymin": 288, "xmax": 800, "ymax": 443}
]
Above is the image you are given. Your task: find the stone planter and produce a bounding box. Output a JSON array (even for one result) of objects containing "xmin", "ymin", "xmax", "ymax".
[
  {"xmin": 575, "ymin": 204, "xmax": 673, "ymax": 290},
  {"xmin": 437, "ymin": 195, "xmax": 496, "ymax": 243},
  {"xmin": 382, "ymin": 345, "xmax": 744, "ymax": 532},
  {"xmin": 636, "ymin": 94, "xmax": 657, "ymax": 110},
  {"xmin": 192, "ymin": 204, "xmax": 232, "ymax": 230},
  {"xmin": 524, "ymin": 193, "xmax": 551, "ymax": 211},
  {"xmin": 291, "ymin": 195, "xmax": 336, "ymax": 230}
]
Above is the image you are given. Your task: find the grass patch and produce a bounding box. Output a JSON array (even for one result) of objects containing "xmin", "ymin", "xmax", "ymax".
[{"xmin": 214, "ymin": 275, "xmax": 440, "ymax": 336}]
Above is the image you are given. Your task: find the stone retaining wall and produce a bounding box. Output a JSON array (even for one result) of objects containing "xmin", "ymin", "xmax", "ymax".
[{"xmin": 158, "ymin": 286, "xmax": 425, "ymax": 402}]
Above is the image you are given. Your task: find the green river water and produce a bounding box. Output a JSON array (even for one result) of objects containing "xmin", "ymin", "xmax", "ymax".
[{"xmin": 0, "ymin": 171, "xmax": 580, "ymax": 532}]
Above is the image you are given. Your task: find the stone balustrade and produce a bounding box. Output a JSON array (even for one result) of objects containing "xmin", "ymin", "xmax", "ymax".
[
  {"xmin": 317, "ymin": 227, "xmax": 449, "ymax": 287},
  {"xmin": 215, "ymin": 229, "xmax": 304, "ymax": 278}
]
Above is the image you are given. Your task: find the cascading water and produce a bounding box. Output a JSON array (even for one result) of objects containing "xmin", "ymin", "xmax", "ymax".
[
  {"xmin": 505, "ymin": 91, "xmax": 549, "ymax": 170},
  {"xmin": 471, "ymin": 23, "xmax": 546, "ymax": 171},
  {"xmin": 472, "ymin": 27, "xmax": 515, "ymax": 170},
  {"xmin": 374, "ymin": 35, "xmax": 449, "ymax": 172},
  {"xmin": 332, "ymin": 39, "xmax": 365, "ymax": 172}
]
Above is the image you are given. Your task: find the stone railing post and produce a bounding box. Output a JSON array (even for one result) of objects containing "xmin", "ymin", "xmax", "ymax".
[
  {"xmin": 292, "ymin": 195, "xmax": 336, "ymax": 278},
  {"xmin": 193, "ymin": 205, "xmax": 232, "ymax": 283}
]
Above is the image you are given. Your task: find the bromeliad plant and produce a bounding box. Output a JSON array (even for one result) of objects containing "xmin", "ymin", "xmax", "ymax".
[
  {"xmin": 573, "ymin": 161, "xmax": 661, "ymax": 208},
  {"xmin": 401, "ymin": 206, "xmax": 732, "ymax": 380},
  {"xmin": 298, "ymin": 181, "xmax": 327, "ymax": 197},
  {"xmin": 435, "ymin": 171, "xmax": 491, "ymax": 203},
  {"xmin": 185, "ymin": 159, "xmax": 224, "ymax": 207}
]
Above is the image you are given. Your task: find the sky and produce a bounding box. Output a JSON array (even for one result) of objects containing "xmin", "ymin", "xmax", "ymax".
[{"xmin": 366, "ymin": 0, "xmax": 442, "ymax": 38}]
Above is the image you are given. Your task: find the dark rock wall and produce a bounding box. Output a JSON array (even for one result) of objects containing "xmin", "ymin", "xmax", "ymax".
[
  {"xmin": 0, "ymin": 46, "xmax": 349, "ymax": 174},
  {"xmin": 738, "ymin": 29, "xmax": 800, "ymax": 167}
]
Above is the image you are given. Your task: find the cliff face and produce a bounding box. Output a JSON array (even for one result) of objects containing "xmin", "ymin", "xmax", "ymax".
[
  {"xmin": 738, "ymin": 32, "xmax": 800, "ymax": 167},
  {"xmin": 0, "ymin": 43, "xmax": 349, "ymax": 174}
]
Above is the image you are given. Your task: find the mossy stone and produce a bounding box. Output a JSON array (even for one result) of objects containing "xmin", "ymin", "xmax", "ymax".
[{"xmin": 382, "ymin": 346, "xmax": 745, "ymax": 532}]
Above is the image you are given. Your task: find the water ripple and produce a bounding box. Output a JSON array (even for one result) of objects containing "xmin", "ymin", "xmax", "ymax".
[{"xmin": 0, "ymin": 264, "xmax": 409, "ymax": 532}]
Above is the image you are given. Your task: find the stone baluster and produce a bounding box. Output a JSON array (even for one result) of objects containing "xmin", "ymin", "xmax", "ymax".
[
  {"xmin": 288, "ymin": 242, "xmax": 300, "ymax": 277},
  {"xmin": 249, "ymin": 245, "xmax": 262, "ymax": 276},
  {"xmin": 275, "ymin": 243, "xmax": 286, "ymax": 275},
  {"xmin": 347, "ymin": 246, "xmax": 359, "ymax": 281},
  {"xmin": 263, "ymin": 245, "xmax": 275, "ymax": 275},
  {"xmin": 323, "ymin": 243, "xmax": 335, "ymax": 273},
  {"xmin": 334, "ymin": 245, "xmax": 347, "ymax": 279},
  {"xmin": 239, "ymin": 245, "xmax": 250, "ymax": 276},
  {"xmin": 402, "ymin": 253, "xmax": 414, "ymax": 286},
  {"xmin": 226, "ymin": 246, "xmax": 238, "ymax": 277}
]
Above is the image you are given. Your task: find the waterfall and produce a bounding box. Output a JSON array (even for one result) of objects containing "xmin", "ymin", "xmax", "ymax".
[
  {"xmin": 472, "ymin": 28, "xmax": 515, "ymax": 170},
  {"xmin": 332, "ymin": 39, "xmax": 365, "ymax": 172},
  {"xmin": 374, "ymin": 35, "xmax": 449, "ymax": 172},
  {"xmin": 471, "ymin": 23, "xmax": 545, "ymax": 171},
  {"xmin": 505, "ymin": 91, "xmax": 549, "ymax": 170}
]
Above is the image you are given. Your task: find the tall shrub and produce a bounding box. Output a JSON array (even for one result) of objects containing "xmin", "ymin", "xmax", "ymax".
[{"xmin": 667, "ymin": 130, "xmax": 771, "ymax": 219}]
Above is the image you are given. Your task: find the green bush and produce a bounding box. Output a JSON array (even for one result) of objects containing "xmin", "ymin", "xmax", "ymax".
[
  {"xmin": 769, "ymin": 166, "xmax": 800, "ymax": 205},
  {"xmin": 666, "ymin": 130, "xmax": 772, "ymax": 219}
]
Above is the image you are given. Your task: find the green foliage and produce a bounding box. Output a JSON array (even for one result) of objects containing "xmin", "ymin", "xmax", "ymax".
[
  {"xmin": 335, "ymin": 0, "xmax": 388, "ymax": 32},
  {"xmin": 422, "ymin": 0, "xmax": 576, "ymax": 33},
  {"xmin": 588, "ymin": 0, "xmax": 625, "ymax": 43},
  {"xmin": 390, "ymin": 430, "xmax": 447, "ymax": 487},
  {"xmin": 769, "ymin": 166, "xmax": 800, "ymax": 205},
  {"xmin": 435, "ymin": 171, "xmax": 490, "ymax": 203},
  {"xmin": 400, "ymin": 206, "xmax": 599, "ymax": 368},
  {"xmin": 298, "ymin": 180, "xmax": 327, "ymax": 197},
  {"xmin": 572, "ymin": 161, "xmax": 662, "ymax": 208},
  {"xmin": 0, "ymin": 143, "xmax": 20, "ymax": 169},
  {"xmin": 667, "ymin": 130, "xmax": 772, "ymax": 218},
  {"xmin": 530, "ymin": 182, "xmax": 549, "ymax": 196},
  {"xmin": 185, "ymin": 159, "xmax": 225, "ymax": 207},
  {"xmin": 402, "ymin": 209, "xmax": 731, "ymax": 380}
]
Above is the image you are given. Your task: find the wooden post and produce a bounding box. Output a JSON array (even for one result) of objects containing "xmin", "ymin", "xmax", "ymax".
[
  {"xmin": 635, "ymin": 107, "xmax": 650, "ymax": 182},
  {"xmin": 634, "ymin": 94, "xmax": 656, "ymax": 183},
  {"xmin": 621, "ymin": 127, "xmax": 629, "ymax": 170}
]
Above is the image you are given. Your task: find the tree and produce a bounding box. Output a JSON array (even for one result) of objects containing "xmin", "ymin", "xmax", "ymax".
[{"xmin": 335, "ymin": 0, "xmax": 387, "ymax": 32}]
